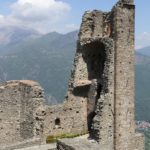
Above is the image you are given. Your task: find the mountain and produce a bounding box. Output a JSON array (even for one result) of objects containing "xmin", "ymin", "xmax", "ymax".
[
  {"xmin": 137, "ymin": 46, "xmax": 150, "ymax": 57},
  {"xmin": 0, "ymin": 30, "xmax": 150, "ymax": 121},
  {"xmin": 135, "ymin": 57, "xmax": 150, "ymax": 121},
  {"xmin": 135, "ymin": 52, "xmax": 150, "ymax": 65},
  {"xmin": 134, "ymin": 48, "xmax": 150, "ymax": 121},
  {"xmin": 0, "ymin": 26, "xmax": 42, "ymax": 52},
  {"xmin": 0, "ymin": 31, "xmax": 78, "ymax": 103}
]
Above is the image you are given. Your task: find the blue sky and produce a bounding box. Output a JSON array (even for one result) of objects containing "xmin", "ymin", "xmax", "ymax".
[{"xmin": 0, "ymin": 0, "xmax": 149, "ymax": 48}]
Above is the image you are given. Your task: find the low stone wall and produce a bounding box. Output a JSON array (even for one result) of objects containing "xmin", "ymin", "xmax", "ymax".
[
  {"xmin": 56, "ymin": 135, "xmax": 99, "ymax": 150},
  {"xmin": 14, "ymin": 143, "xmax": 56, "ymax": 150},
  {"xmin": 135, "ymin": 133, "xmax": 145, "ymax": 150},
  {"xmin": 0, "ymin": 80, "xmax": 45, "ymax": 147},
  {"xmin": 0, "ymin": 138, "xmax": 41, "ymax": 150},
  {"xmin": 0, "ymin": 80, "xmax": 89, "ymax": 149},
  {"xmin": 43, "ymin": 97, "xmax": 88, "ymax": 140}
]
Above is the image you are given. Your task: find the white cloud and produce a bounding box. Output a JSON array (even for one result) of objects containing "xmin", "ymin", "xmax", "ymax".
[
  {"xmin": 0, "ymin": 14, "xmax": 5, "ymax": 24},
  {"xmin": 0, "ymin": 0, "xmax": 71, "ymax": 33},
  {"xmin": 11, "ymin": 0, "xmax": 71, "ymax": 22},
  {"xmin": 136, "ymin": 32, "xmax": 150, "ymax": 49},
  {"xmin": 0, "ymin": 14, "xmax": 4, "ymax": 19}
]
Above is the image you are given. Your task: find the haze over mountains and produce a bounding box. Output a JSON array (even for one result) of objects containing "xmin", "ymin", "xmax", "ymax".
[
  {"xmin": 137, "ymin": 47, "xmax": 150, "ymax": 57},
  {"xmin": 0, "ymin": 26, "xmax": 150, "ymax": 121},
  {"xmin": 0, "ymin": 26, "xmax": 77, "ymax": 104},
  {"xmin": 0, "ymin": 26, "xmax": 41, "ymax": 46}
]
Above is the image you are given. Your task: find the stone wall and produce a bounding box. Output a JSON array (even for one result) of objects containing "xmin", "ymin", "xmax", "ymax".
[
  {"xmin": 57, "ymin": 135, "xmax": 99, "ymax": 150},
  {"xmin": 112, "ymin": 2, "xmax": 136, "ymax": 150},
  {"xmin": 0, "ymin": 79, "xmax": 88, "ymax": 149},
  {"xmin": 135, "ymin": 133, "xmax": 145, "ymax": 150},
  {"xmin": 0, "ymin": 0, "xmax": 145, "ymax": 150},
  {"xmin": 56, "ymin": 0, "xmax": 145, "ymax": 150},
  {"xmin": 0, "ymin": 79, "xmax": 88, "ymax": 148},
  {"xmin": 43, "ymin": 99, "xmax": 87, "ymax": 139},
  {"xmin": 0, "ymin": 80, "xmax": 45, "ymax": 148}
]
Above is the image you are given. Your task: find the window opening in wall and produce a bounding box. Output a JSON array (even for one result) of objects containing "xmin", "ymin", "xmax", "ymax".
[
  {"xmin": 83, "ymin": 41, "xmax": 105, "ymax": 80},
  {"xmin": 55, "ymin": 118, "xmax": 61, "ymax": 126}
]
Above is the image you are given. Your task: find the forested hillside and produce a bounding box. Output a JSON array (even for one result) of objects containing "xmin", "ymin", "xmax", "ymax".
[{"xmin": 0, "ymin": 30, "xmax": 150, "ymax": 121}]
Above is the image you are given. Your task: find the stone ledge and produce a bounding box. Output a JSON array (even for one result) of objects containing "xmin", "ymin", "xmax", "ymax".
[
  {"xmin": 56, "ymin": 135, "xmax": 100, "ymax": 150},
  {"xmin": 0, "ymin": 138, "xmax": 41, "ymax": 150},
  {"xmin": 14, "ymin": 143, "xmax": 56, "ymax": 150}
]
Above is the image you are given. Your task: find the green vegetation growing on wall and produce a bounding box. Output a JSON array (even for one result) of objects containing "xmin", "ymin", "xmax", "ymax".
[{"xmin": 46, "ymin": 131, "xmax": 88, "ymax": 143}]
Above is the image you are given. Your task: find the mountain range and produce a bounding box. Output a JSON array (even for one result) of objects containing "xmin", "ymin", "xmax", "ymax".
[
  {"xmin": 0, "ymin": 27, "xmax": 77, "ymax": 104},
  {"xmin": 137, "ymin": 46, "xmax": 150, "ymax": 57},
  {"xmin": 0, "ymin": 26, "xmax": 42, "ymax": 55},
  {"xmin": 0, "ymin": 27, "xmax": 150, "ymax": 121}
]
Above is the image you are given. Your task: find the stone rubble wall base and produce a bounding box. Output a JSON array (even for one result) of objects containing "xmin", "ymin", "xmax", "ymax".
[
  {"xmin": 134, "ymin": 133, "xmax": 145, "ymax": 150},
  {"xmin": 0, "ymin": 138, "xmax": 41, "ymax": 150},
  {"xmin": 14, "ymin": 143, "xmax": 56, "ymax": 150}
]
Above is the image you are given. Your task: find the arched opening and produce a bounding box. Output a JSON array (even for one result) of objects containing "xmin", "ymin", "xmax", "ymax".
[{"xmin": 82, "ymin": 41, "xmax": 106, "ymax": 131}]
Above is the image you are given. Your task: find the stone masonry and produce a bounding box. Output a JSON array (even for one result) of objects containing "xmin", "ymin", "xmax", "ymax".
[
  {"xmin": 0, "ymin": 78, "xmax": 87, "ymax": 149},
  {"xmin": 0, "ymin": 80, "xmax": 45, "ymax": 149},
  {"xmin": 0, "ymin": 0, "xmax": 145, "ymax": 150},
  {"xmin": 57, "ymin": 0, "xmax": 145, "ymax": 150}
]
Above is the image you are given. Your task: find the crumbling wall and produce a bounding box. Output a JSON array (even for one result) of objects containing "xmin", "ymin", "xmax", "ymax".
[
  {"xmin": 44, "ymin": 99, "xmax": 87, "ymax": 138},
  {"xmin": 0, "ymin": 80, "xmax": 45, "ymax": 147},
  {"xmin": 89, "ymin": 38, "xmax": 114, "ymax": 149},
  {"xmin": 76, "ymin": 10, "xmax": 115, "ymax": 149},
  {"xmin": 0, "ymin": 1, "xmax": 145, "ymax": 150},
  {"xmin": 135, "ymin": 133, "xmax": 145, "ymax": 150},
  {"xmin": 57, "ymin": 0, "xmax": 144, "ymax": 150},
  {"xmin": 0, "ymin": 79, "xmax": 88, "ymax": 149}
]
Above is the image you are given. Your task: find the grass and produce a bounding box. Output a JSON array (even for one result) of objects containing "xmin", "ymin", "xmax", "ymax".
[{"xmin": 46, "ymin": 131, "xmax": 88, "ymax": 143}]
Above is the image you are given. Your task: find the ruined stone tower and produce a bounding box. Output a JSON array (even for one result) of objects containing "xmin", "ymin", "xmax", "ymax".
[
  {"xmin": 57, "ymin": 0, "xmax": 145, "ymax": 149},
  {"xmin": 0, "ymin": 0, "xmax": 145, "ymax": 149}
]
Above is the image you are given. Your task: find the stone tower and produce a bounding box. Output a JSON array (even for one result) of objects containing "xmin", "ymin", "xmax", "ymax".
[
  {"xmin": 0, "ymin": 0, "xmax": 145, "ymax": 149},
  {"xmin": 57, "ymin": 0, "xmax": 145, "ymax": 150}
]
